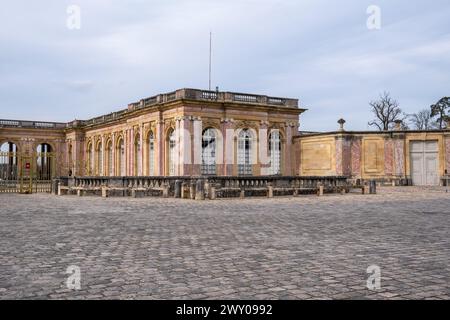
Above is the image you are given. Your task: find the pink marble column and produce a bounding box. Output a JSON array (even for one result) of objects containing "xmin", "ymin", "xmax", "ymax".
[
  {"xmin": 384, "ymin": 139, "xmax": 394, "ymax": 177},
  {"xmin": 101, "ymin": 135, "xmax": 105, "ymax": 176},
  {"xmin": 393, "ymin": 139, "xmax": 405, "ymax": 177},
  {"xmin": 124, "ymin": 129, "xmax": 128, "ymax": 176},
  {"xmin": 284, "ymin": 124, "xmax": 294, "ymax": 176},
  {"xmin": 351, "ymin": 138, "xmax": 361, "ymax": 178},
  {"xmin": 175, "ymin": 118, "xmax": 181, "ymax": 176},
  {"xmin": 130, "ymin": 127, "xmax": 135, "ymax": 176},
  {"xmin": 445, "ymin": 136, "xmax": 450, "ymax": 174},
  {"xmin": 342, "ymin": 138, "xmax": 352, "ymax": 176},
  {"xmin": 192, "ymin": 117, "xmax": 202, "ymax": 176},
  {"xmin": 139, "ymin": 125, "xmax": 144, "ymax": 176},
  {"xmin": 111, "ymin": 133, "xmax": 116, "ymax": 176},
  {"xmin": 178, "ymin": 117, "xmax": 192, "ymax": 176},
  {"xmin": 156, "ymin": 120, "xmax": 164, "ymax": 176},
  {"xmin": 222, "ymin": 119, "xmax": 235, "ymax": 176},
  {"xmin": 259, "ymin": 121, "xmax": 269, "ymax": 175}
]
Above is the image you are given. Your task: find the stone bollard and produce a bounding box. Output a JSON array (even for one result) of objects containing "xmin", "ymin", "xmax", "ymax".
[
  {"xmin": 174, "ymin": 180, "xmax": 182, "ymax": 198},
  {"xmin": 190, "ymin": 182, "xmax": 196, "ymax": 199},
  {"xmin": 210, "ymin": 186, "xmax": 216, "ymax": 200},
  {"xmin": 240, "ymin": 189, "xmax": 245, "ymax": 199},
  {"xmin": 318, "ymin": 185, "xmax": 324, "ymax": 196},
  {"xmin": 102, "ymin": 186, "xmax": 108, "ymax": 198},
  {"xmin": 204, "ymin": 180, "xmax": 210, "ymax": 199},
  {"xmin": 369, "ymin": 180, "xmax": 377, "ymax": 194},
  {"xmin": 57, "ymin": 183, "xmax": 62, "ymax": 196},
  {"xmin": 77, "ymin": 189, "xmax": 82, "ymax": 197},
  {"xmin": 162, "ymin": 183, "xmax": 169, "ymax": 198},
  {"xmin": 181, "ymin": 183, "xmax": 187, "ymax": 199},
  {"xmin": 363, "ymin": 185, "xmax": 370, "ymax": 195},
  {"xmin": 268, "ymin": 185, "xmax": 274, "ymax": 198},
  {"xmin": 195, "ymin": 179, "xmax": 205, "ymax": 200},
  {"xmin": 293, "ymin": 189, "xmax": 298, "ymax": 197},
  {"xmin": 51, "ymin": 179, "xmax": 59, "ymax": 195}
]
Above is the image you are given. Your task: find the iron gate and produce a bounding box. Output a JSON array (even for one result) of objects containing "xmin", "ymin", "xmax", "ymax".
[{"xmin": 0, "ymin": 152, "xmax": 55, "ymax": 193}]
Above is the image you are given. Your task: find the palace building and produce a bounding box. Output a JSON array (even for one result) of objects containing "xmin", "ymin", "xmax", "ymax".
[{"xmin": 1, "ymin": 87, "xmax": 450, "ymax": 191}]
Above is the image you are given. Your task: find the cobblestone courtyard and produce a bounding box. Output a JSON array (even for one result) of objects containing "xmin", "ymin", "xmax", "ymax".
[{"xmin": 1, "ymin": 187, "xmax": 449, "ymax": 300}]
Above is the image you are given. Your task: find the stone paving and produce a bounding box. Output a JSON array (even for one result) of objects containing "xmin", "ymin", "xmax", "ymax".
[{"xmin": 0, "ymin": 187, "xmax": 449, "ymax": 300}]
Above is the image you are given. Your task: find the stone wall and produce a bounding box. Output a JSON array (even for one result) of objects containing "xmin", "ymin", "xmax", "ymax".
[{"xmin": 295, "ymin": 130, "xmax": 450, "ymax": 185}]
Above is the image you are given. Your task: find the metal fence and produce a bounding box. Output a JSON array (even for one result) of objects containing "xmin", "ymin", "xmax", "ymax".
[{"xmin": 0, "ymin": 152, "xmax": 55, "ymax": 193}]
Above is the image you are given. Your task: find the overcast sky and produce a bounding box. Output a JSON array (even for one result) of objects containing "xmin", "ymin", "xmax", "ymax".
[{"xmin": 1, "ymin": 0, "xmax": 449, "ymax": 131}]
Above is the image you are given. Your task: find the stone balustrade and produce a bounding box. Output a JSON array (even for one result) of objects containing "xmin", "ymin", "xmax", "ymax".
[
  {"xmin": 56, "ymin": 175, "xmax": 352, "ymax": 199},
  {"xmin": 0, "ymin": 119, "xmax": 66, "ymax": 129}
]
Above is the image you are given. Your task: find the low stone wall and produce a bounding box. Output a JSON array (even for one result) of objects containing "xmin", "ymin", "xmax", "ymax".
[{"xmin": 56, "ymin": 176, "xmax": 354, "ymax": 199}]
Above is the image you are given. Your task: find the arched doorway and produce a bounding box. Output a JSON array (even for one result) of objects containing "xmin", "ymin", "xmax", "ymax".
[
  {"xmin": 96, "ymin": 140, "xmax": 103, "ymax": 176},
  {"xmin": 86, "ymin": 141, "xmax": 94, "ymax": 176},
  {"xmin": 147, "ymin": 131, "xmax": 155, "ymax": 176},
  {"xmin": 202, "ymin": 128, "xmax": 217, "ymax": 175},
  {"xmin": 269, "ymin": 131, "xmax": 282, "ymax": 175},
  {"xmin": 134, "ymin": 133, "xmax": 141, "ymax": 176},
  {"xmin": 237, "ymin": 129, "xmax": 253, "ymax": 176},
  {"xmin": 167, "ymin": 129, "xmax": 176, "ymax": 176},
  {"xmin": 116, "ymin": 137, "xmax": 125, "ymax": 176},
  {"xmin": 0, "ymin": 142, "xmax": 18, "ymax": 180},
  {"xmin": 106, "ymin": 140, "xmax": 113, "ymax": 176},
  {"xmin": 36, "ymin": 143, "xmax": 53, "ymax": 180}
]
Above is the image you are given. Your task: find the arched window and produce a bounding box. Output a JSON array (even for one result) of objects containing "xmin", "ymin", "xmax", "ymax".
[
  {"xmin": 0, "ymin": 142, "xmax": 18, "ymax": 180},
  {"xmin": 148, "ymin": 131, "xmax": 155, "ymax": 176},
  {"xmin": 168, "ymin": 129, "xmax": 176, "ymax": 176},
  {"xmin": 86, "ymin": 142, "xmax": 94, "ymax": 175},
  {"xmin": 36, "ymin": 143, "xmax": 53, "ymax": 180},
  {"xmin": 269, "ymin": 131, "xmax": 282, "ymax": 175},
  {"xmin": 134, "ymin": 134, "xmax": 141, "ymax": 176},
  {"xmin": 106, "ymin": 140, "xmax": 113, "ymax": 176},
  {"xmin": 116, "ymin": 138, "xmax": 125, "ymax": 176},
  {"xmin": 202, "ymin": 128, "xmax": 216, "ymax": 175},
  {"xmin": 238, "ymin": 129, "xmax": 253, "ymax": 176},
  {"xmin": 96, "ymin": 141, "xmax": 103, "ymax": 176}
]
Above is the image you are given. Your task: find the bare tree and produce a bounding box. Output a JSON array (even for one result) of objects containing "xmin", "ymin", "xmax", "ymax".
[
  {"xmin": 430, "ymin": 97, "xmax": 450, "ymax": 129},
  {"xmin": 408, "ymin": 109, "xmax": 437, "ymax": 130},
  {"xmin": 368, "ymin": 92, "xmax": 404, "ymax": 131}
]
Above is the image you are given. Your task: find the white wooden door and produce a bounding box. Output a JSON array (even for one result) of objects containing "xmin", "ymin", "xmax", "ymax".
[{"xmin": 410, "ymin": 141, "xmax": 439, "ymax": 186}]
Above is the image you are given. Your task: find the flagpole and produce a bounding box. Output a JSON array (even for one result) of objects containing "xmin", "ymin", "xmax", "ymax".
[{"xmin": 209, "ymin": 31, "xmax": 212, "ymax": 91}]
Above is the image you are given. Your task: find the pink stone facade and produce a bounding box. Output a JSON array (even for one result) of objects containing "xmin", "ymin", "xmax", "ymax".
[
  {"xmin": 2, "ymin": 89, "xmax": 450, "ymax": 183},
  {"xmin": 0, "ymin": 89, "xmax": 303, "ymax": 178}
]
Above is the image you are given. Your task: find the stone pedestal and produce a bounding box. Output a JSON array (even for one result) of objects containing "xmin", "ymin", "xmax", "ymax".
[
  {"xmin": 174, "ymin": 180, "xmax": 182, "ymax": 198},
  {"xmin": 318, "ymin": 185, "xmax": 324, "ymax": 196},
  {"xmin": 190, "ymin": 182, "xmax": 196, "ymax": 199},
  {"xmin": 162, "ymin": 183, "xmax": 169, "ymax": 198},
  {"xmin": 195, "ymin": 179, "xmax": 204, "ymax": 200},
  {"xmin": 369, "ymin": 180, "xmax": 377, "ymax": 194},
  {"xmin": 102, "ymin": 186, "xmax": 108, "ymax": 198},
  {"xmin": 268, "ymin": 185, "xmax": 274, "ymax": 198}
]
